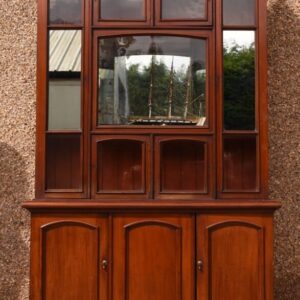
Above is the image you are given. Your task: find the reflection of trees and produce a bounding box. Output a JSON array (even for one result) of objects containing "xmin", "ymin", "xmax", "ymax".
[
  {"xmin": 224, "ymin": 44, "xmax": 255, "ymax": 130},
  {"xmin": 127, "ymin": 58, "xmax": 205, "ymax": 119}
]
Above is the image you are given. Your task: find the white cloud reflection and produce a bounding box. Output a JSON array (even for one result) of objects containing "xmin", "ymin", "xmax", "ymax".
[{"xmin": 223, "ymin": 31, "xmax": 255, "ymax": 49}]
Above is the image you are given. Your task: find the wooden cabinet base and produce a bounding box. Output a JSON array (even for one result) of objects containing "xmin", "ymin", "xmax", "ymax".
[{"xmin": 25, "ymin": 201, "xmax": 279, "ymax": 300}]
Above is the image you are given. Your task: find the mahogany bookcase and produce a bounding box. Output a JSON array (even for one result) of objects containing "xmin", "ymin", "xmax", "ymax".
[{"xmin": 23, "ymin": 0, "xmax": 280, "ymax": 299}]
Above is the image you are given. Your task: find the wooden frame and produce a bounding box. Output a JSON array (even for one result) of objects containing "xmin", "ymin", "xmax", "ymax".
[
  {"xmin": 35, "ymin": 0, "xmax": 269, "ymax": 201},
  {"xmin": 94, "ymin": 0, "xmax": 153, "ymax": 27},
  {"xmin": 154, "ymin": 135, "xmax": 214, "ymax": 200},
  {"xmin": 93, "ymin": 0, "xmax": 212, "ymax": 28},
  {"xmin": 30, "ymin": 213, "xmax": 109, "ymax": 299},
  {"xmin": 216, "ymin": 0, "xmax": 269, "ymax": 199},
  {"xmin": 92, "ymin": 29, "xmax": 215, "ymax": 133},
  {"xmin": 91, "ymin": 135, "xmax": 151, "ymax": 199}
]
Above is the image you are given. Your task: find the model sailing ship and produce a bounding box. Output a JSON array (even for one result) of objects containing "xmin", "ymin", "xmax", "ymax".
[{"xmin": 129, "ymin": 55, "xmax": 206, "ymax": 126}]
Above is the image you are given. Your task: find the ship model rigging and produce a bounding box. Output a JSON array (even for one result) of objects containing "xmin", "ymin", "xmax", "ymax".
[{"xmin": 130, "ymin": 55, "xmax": 206, "ymax": 126}]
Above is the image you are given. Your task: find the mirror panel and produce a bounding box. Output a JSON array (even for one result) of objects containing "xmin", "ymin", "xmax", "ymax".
[
  {"xmin": 223, "ymin": 0, "xmax": 255, "ymax": 26},
  {"xmin": 161, "ymin": 0, "xmax": 206, "ymax": 20},
  {"xmin": 223, "ymin": 31, "xmax": 255, "ymax": 130},
  {"xmin": 98, "ymin": 36, "xmax": 207, "ymax": 126},
  {"xmin": 100, "ymin": 0, "xmax": 145, "ymax": 20},
  {"xmin": 49, "ymin": 0, "xmax": 82, "ymax": 25},
  {"xmin": 48, "ymin": 30, "xmax": 81, "ymax": 130}
]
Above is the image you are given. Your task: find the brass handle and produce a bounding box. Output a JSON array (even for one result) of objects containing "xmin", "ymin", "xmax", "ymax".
[
  {"xmin": 197, "ymin": 260, "xmax": 203, "ymax": 272},
  {"xmin": 101, "ymin": 259, "xmax": 108, "ymax": 270}
]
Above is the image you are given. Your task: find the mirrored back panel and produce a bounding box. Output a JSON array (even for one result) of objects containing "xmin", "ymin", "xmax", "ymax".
[
  {"xmin": 48, "ymin": 30, "xmax": 82, "ymax": 130},
  {"xmin": 97, "ymin": 35, "xmax": 207, "ymax": 126},
  {"xmin": 223, "ymin": 31, "xmax": 255, "ymax": 130}
]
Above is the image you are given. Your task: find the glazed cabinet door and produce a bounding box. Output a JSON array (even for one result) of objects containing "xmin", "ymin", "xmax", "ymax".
[
  {"xmin": 30, "ymin": 214, "xmax": 109, "ymax": 300},
  {"xmin": 197, "ymin": 214, "xmax": 274, "ymax": 300},
  {"xmin": 112, "ymin": 214, "xmax": 195, "ymax": 300}
]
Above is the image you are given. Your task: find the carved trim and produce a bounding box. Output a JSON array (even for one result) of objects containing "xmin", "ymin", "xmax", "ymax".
[
  {"xmin": 124, "ymin": 219, "xmax": 181, "ymax": 230},
  {"xmin": 207, "ymin": 220, "xmax": 263, "ymax": 231},
  {"xmin": 41, "ymin": 220, "xmax": 99, "ymax": 230}
]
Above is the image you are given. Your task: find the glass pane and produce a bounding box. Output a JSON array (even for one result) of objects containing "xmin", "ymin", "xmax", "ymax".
[
  {"xmin": 223, "ymin": 31, "xmax": 255, "ymax": 130},
  {"xmin": 160, "ymin": 140, "xmax": 206, "ymax": 192},
  {"xmin": 49, "ymin": 0, "xmax": 82, "ymax": 24},
  {"xmin": 97, "ymin": 140, "xmax": 143, "ymax": 192},
  {"xmin": 46, "ymin": 134, "xmax": 81, "ymax": 189},
  {"xmin": 101, "ymin": 0, "xmax": 144, "ymax": 20},
  {"xmin": 223, "ymin": 136, "xmax": 257, "ymax": 190},
  {"xmin": 162, "ymin": 0, "xmax": 206, "ymax": 19},
  {"xmin": 98, "ymin": 36, "xmax": 206, "ymax": 126},
  {"xmin": 48, "ymin": 30, "xmax": 81, "ymax": 130},
  {"xmin": 223, "ymin": 0, "xmax": 255, "ymax": 26}
]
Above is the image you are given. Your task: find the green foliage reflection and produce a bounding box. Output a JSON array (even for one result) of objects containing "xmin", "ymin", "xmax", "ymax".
[
  {"xmin": 127, "ymin": 58, "xmax": 205, "ymax": 120},
  {"xmin": 224, "ymin": 43, "xmax": 255, "ymax": 130}
]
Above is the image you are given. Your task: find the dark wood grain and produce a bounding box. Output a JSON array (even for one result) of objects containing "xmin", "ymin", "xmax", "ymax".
[
  {"xmin": 97, "ymin": 140, "xmax": 143, "ymax": 191},
  {"xmin": 160, "ymin": 140, "xmax": 206, "ymax": 191},
  {"xmin": 30, "ymin": 214, "xmax": 109, "ymax": 300},
  {"xmin": 223, "ymin": 135, "xmax": 257, "ymax": 191},
  {"xmin": 46, "ymin": 134, "xmax": 81, "ymax": 190},
  {"xmin": 154, "ymin": 135, "xmax": 214, "ymax": 200},
  {"xmin": 112, "ymin": 214, "xmax": 195, "ymax": 300},
  {"xmin": 91, "ymin": 135, "xmax": 151, "ymax": 199},
  {"xmin": 197, "ymin": 213, "xmax": 274, "ymax": 300}
]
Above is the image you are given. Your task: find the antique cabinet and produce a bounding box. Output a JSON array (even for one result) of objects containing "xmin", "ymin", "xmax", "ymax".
[{"xmin": 23, "ymin": 0, "xmax": 280, "ymax": 299}]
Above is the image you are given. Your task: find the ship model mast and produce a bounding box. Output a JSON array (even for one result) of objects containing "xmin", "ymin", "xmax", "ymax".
[
  {"xmin": 147, "ymin": 55, "xmax": 155, "ymax": 118},
  {"xmin": 167, "ymin": 57, "xmax": 175, "ymax": 119},
  {"xmin": 133, "ymin": 56, "xmax": 202, "ymax": 125},
  {"xmin": 183, "ymin": 62, "xmax": 193, "ymax": 120}
]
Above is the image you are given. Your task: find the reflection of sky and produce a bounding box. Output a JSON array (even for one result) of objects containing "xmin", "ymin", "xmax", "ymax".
[
  {"xmin": 223, "ymin": 31, "xmax": 255, "ymax": 49},
  {"xmin": 126, "ymin": 55, "xmax": 191, "ymax": 73}
]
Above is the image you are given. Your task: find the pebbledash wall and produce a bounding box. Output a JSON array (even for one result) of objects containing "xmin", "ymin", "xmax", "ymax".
[{"xmin": 0, "ymin": 0, "xmax": 299, "ymax": 299}]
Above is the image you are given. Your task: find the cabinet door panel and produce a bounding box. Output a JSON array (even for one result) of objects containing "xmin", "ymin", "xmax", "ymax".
[
  {"xmin": 197, "ymin": 214, "xmax": 273, "ymax": 300},
  {"xmin": 31, "ymin": 215, "xmax": 108, "ymax": 300},
  {"xmin": 113, "ymin": 214, "xmax": 195, "ymax": 300}
]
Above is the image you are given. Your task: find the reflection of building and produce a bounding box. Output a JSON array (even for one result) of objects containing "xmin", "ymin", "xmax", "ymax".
[
  {"xmin": 49, "ymin": 30, "xmax": 81, "ymax": 130},
  {"xmin": 99, "ymin": 58, "xmax": 130, "ymax": 125},
  {"xmin": 113, "ymin": 57, "xmax": 130, "ymax": 124}
]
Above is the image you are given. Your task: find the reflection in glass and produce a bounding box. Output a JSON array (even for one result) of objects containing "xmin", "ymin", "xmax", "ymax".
[
  {"xmin": 223, "ymin": 0, "xmax": 255, "ymax": 26},
  {"xmin": 49, "ymin": 0, "xmax": 82, "ymax": 24},
  {"xmin": 98, "ymin": 36, "xmax": 206, "ymax": 126},
  {"xmin": 101, "ymin": 0, "xmax": 144, "ymax": 20},
  {"xmin": 223, "ymin": 136, "xmax": 257, "ymax": 190},
  {"xmin": 162, "ymin": 0, "xmax": 205, "ymax": 19},
  {"xmin": 223, "ymin": 31, "xmax": 255, "ymax": 130},
  {"xmin": 48, "ymin": 30, "xmax": 81, "ymax": 130}
]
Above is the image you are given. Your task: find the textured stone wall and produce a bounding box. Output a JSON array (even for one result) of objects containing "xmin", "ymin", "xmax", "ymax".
[
  {"xmin": 0, "ymin": 0, "xmax": 299, "ymax": 299},
  {"xmin": 268, "ymin": 0, "xmax": 300, "ymax": 299},
  {"xmin": 0, "ymin": 0, "xmax": 37, "ymax": 299}
]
